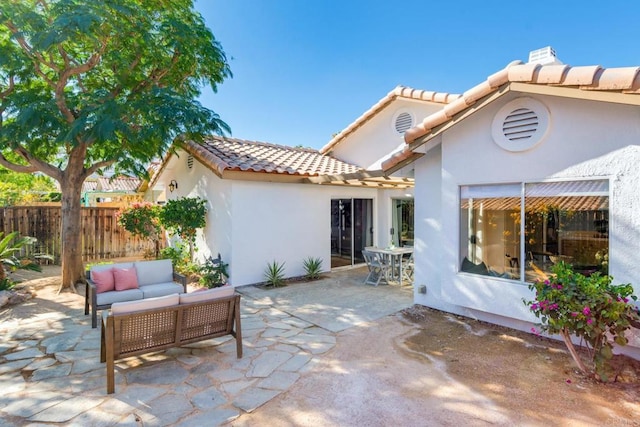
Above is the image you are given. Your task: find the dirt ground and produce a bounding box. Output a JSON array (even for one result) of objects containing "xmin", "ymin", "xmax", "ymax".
[{"xmin": 5, "ymin": 268, "xmax": 640, "ymax": 426}]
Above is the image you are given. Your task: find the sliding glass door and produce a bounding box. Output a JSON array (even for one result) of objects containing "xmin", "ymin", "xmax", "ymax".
[
  {"xmin": 331, "ymin": 198, "xmax": 373, "ymax": 268},
  {"xmin": 391, "ymin": 199, "xmax": 414, "ymax": 247}
]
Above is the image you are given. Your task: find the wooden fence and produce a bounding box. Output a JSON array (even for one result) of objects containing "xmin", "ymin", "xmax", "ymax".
[{"xmin": 0, "ymin": 206, "xmax": 160, "ymax": 263}]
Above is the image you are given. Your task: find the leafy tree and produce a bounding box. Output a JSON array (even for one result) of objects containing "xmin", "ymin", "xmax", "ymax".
[
  {"xmin": 159, "ymin": 196, "xmax": 207, "ymax": 261},
  {"xmin": 117, "ymin": 202, "xmax": 162, "ymax": 258},
  {"xmin": 0, "ymin": 1, "xmax": 231, "ymax": 290},
  {"xmin": 0, "ymin": 166, "xmax": 59, "ymax": 206}
]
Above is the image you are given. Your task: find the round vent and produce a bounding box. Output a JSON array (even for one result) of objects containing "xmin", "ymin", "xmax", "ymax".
[
  {"xmin": 492, "ymin": 97, "xmax": 550, "ymax": 152},
  {"xmin": 394, "ymin": 111, "xmax": 413, "ymax": 134},
  {"xmin": 502, "ymin": 108, "xmax": 538, "ymax": 141},
  {"xmin": 187, "ymin": 154, "xmax": 194, "ymax": 169}
]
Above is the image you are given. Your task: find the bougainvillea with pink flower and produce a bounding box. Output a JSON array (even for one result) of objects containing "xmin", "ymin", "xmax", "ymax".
[{"xmin": 524, "ymin": 262, "xmax": 640, "ymax": 381}]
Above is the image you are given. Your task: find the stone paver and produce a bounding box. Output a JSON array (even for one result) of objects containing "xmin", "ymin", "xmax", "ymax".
[{"xmin": 0, "ymin": 266, "xmax": 411, "ymax": 426}]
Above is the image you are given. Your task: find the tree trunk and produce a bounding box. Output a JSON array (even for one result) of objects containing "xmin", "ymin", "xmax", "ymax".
[
  {"xmin": 60, "ymin": 177, "xmax": 85, "ymax": 293},
  {"xmin": 561, "ymin": 328, "xmax": 590, "ymax": 375}
]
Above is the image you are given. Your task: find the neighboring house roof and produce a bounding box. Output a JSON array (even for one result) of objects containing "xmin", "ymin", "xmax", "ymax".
[
  {"xmin": 382, "ymin": 61, "xmax": 640, "ymax": 172},
  {"xmin": 82, "ymin": 176, "xmax": 142, "ymax": 193},
  {"xmin": 319, "ymin": 85, "xmax": 461, "ymax": 155},
  {"xmin": 82, "ymin": 180, "xmax": 98, "ymax": 193},
  {"xmin": 96, "ymin": 176, "xmax": 142, "ymax": 192}
]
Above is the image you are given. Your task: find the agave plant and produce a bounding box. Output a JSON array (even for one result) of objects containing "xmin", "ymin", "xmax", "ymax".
[
  {"xmin": 0, "ymin": 231, "xmax": 42, "ymax": 285},
  {"xmin": 264, "ymin": 260, "xmax": 286, "ymax": 287},
  {"xmin": 303, "ymin": 257, "xmax": 323, "ymax": 280}
]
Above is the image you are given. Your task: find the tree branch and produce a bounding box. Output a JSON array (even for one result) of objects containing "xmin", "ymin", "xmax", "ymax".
[
  {"xmin": 85, "ymin": 159, "xmax": 115, "ymax": 177},
  {"xmin": 0, "ymin": 75, "xmax": 15, "ymax": 98}
]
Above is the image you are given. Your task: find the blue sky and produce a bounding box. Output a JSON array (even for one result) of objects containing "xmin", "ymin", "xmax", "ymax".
[{"xmin": 196, "ymin": 1, "xmax": 640, "ymax": 150}]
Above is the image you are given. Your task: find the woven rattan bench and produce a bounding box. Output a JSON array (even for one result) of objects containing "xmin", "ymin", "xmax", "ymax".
[{"xmin": 100, "ymin": 292, "xmax": 242, "ymax": 394}]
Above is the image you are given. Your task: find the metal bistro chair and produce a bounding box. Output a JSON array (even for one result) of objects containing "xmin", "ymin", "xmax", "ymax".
[{"xmin": 362, "ymin": 249, "xmax": 390, "ymax": 286}]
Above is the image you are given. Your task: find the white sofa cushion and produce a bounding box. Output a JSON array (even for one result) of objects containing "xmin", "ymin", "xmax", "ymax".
[
  {"xmin": 141, "ymin": 282, "xmax": 185, "ymax": 299},
  {"xmin": 179, "ymin": 285, "xmax": 234, "ymax": 304},
  {"xmin": 111, "ymin": 293, "xmax": 179, "ymax": 315},
  {"xmin": 135, "ymin": 259, "xmax": 174, "ymax": 287},
  {"xmin": 96, "ymin": 289, "xmax": 144, "ymax": 306}
]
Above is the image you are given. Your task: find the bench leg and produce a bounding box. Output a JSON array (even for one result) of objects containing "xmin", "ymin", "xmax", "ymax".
[
  {"xmin": 84, "ymin": 282, "xmax": 90, "ymax": 315},
  {"xmin": 234, "ymin": 299, "xmax": 243, "ymax": 358},
  {"xmin": 92, "ymin": 306, "xmax": 98, "ymax": 329},
  {"xmin": 105, "ymin": 319, "xmax": 115, "ymax": 394}
]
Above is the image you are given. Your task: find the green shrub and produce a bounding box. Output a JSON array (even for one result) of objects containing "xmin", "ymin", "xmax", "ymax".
[
  {"xmin": 199, "ymin": 255, "xmax": 229, "ymax": 288},
  {"xmin": 264, "ymin": 260, "xmax": 285, "ymax": 287},
  {"xmin": 0, "ymin": 278, "xmax": 15, "ymax": 291},
  {"xmin": 303, "ymin": 257, "xmax": 323, "ymax": 280},
  {"xmin": 524, "ymin": 262, "xmax": 640, "ymax": 381}
]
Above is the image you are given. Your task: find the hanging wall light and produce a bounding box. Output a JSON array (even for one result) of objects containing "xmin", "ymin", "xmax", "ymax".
[{"xmin": 168, "ymin": 180, "xmax": 178, "ymax": 193}]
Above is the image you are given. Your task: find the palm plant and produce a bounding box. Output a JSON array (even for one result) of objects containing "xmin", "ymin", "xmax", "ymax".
[{"xmin": 0, "ymin": 232, "xmax": 42, "ymax": 288}]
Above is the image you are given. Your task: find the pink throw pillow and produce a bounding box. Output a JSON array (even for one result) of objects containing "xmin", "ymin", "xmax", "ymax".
[
  {"xmin": 92, "ymin": 268, "xmax": 115, "ymax": 294},
  {"xmin": 113, "ymin": 267, "xmax": 139, "ymax": 291}
]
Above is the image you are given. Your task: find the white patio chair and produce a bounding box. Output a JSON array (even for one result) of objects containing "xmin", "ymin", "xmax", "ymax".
[
  {"xmin": 362, "ymin": 249, "xmax": 390, "ymax": 286},
  {"xmin": 402, "ymin": 251, "xmax": 415, "ymax": 283}
]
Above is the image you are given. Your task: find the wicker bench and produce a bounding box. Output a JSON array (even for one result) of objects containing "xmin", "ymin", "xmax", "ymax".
[
  {"xmin": 100, "ymin": 291, "xmax": 242, "ymax": 394},
  {"xmin": 85, "ymin": 259, "xmax": 187, "ymax": 328}
]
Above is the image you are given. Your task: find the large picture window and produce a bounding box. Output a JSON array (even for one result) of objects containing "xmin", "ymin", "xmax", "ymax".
[{"xmin": 460, "ymin": 180, "xmax": 609, "ymax": 282}]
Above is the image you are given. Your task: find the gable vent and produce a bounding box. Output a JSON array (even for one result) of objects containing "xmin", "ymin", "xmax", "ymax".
[
  {"xmin": 187, "ymin": 154, "xmax": 194, "ymax": 169},
  {"xmin": 394, "ymin": 112, "xmax": 413, "ymax": 134},
  {"xmin": 502, "ymin": 108, "xmax": 538, "ymax": 141}
]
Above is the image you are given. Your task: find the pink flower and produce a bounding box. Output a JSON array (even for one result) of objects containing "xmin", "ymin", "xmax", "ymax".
[
  {"xmin": 544, "ymin": 280, "xmax": 550, "ymax": 286},
  {"xmin": 566, "ymin": 379, "xmax": 572, "ymax": 384},
  {"xmin": 531, "ymin": 327, "xmax": 540, "ymax": 336},
  {"xmin": 530, "ymin": 303, "xmax": 539, "ymax": 311},
  {"xmin": 571, "ymin": 312, "xmax": 579, "ymax": 317},
  {"xmin": 587, "ymin": 318, "xmax": 593, "ymax": 325},
  {"xmin": 555, "ymin": 284, "xmax": 563, "ymax": 290},
  {"xmin": 582, "ymin": 306, "xmax": 591, "ymax": 316}
]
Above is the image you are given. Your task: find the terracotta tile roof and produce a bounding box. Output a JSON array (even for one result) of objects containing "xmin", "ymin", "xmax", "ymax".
[
  {"xmin": 82, "ymin": 180, "xmax": 97, "ymax": 193},
  {"xmin": 183, "ymin": 136, "xmax": 362, "ymax": 178},
  {"xmin": 382, "ymin": 62, "xmax": 640, "ymax": 172},
  {"xmin": 319, "ymin": 85, "xmax": 461, "ymax": 155},
  {"xmin": 96, "ymin": 176, "xmax": 142, "ymax": 192}
]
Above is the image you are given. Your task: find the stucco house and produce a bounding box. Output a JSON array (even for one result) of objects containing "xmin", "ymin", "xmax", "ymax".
[
  {"xmin": 148, "ymin": 136, "xmax": 408, "ymax": 286},
  {"xmin": 381, "ymin": 48, "xmax": 640, "ymax": 357},
  {"xmin": 150, "ymin": 47, "xmax": 640, "ymax": 356}
]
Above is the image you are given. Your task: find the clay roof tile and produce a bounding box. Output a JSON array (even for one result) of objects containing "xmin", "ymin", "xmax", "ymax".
[
  {"xmin": 560, "ymin": 65, "xmax": 602, "ymax": 86},
  {"xmin": 534, "ymin": 64, "xmax": 570, "ymax": 84}
]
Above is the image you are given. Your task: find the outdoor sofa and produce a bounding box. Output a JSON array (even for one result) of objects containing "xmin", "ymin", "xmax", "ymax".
[
  {"xmin": 85, "ymin": 259, "xmax": 187, "ymax": 328},
  {"xmin": 100, "ymin": 286, "xmax": 242, "ymax": 394}
]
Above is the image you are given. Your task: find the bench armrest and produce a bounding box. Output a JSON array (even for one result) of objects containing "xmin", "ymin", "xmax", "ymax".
[{"xmin": 173, "ymin": 271, "xmax": 187, "ymax": 291}]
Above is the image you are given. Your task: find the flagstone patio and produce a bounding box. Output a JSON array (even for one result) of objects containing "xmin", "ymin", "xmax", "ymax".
[{"xmin": 0, "ymin": 266, "xmax": 412, "ymax": 426}]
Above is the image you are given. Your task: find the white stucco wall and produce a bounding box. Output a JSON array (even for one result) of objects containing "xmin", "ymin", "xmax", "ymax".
[
  {"xmin": 413, "ymin": 92, "xmax": 640, "ymax": 356},
  {"xmin": 330, "ymin": 99, "xmax": 445, "ymax": 169},
  {"xmin": 228, "ymin": 181, "xmax": 377, "ymax": 285}
]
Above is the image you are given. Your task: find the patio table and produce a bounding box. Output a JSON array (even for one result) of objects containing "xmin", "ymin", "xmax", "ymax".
[{"xmin": 365, "ymin": 246, "xmax": 413, "ymax": 284}]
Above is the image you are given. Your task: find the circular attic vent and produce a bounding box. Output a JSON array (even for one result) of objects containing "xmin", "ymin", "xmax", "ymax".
[
  {"xmin": 502, "ymin": 108, "xmax": 538, "ymax": 141},
  {"xmin": 491, "ymin": 97, "xmax": 550, "ymax": 152},
  {"xmin": 394, "ymin": 111, "xmax": 414, "ymax": 134}
]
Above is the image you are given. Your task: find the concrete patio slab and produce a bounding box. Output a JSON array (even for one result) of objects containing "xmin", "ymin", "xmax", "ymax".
[{"xmin": 236, "ymin": 266, "xmax": 413, "ymax": 332}]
